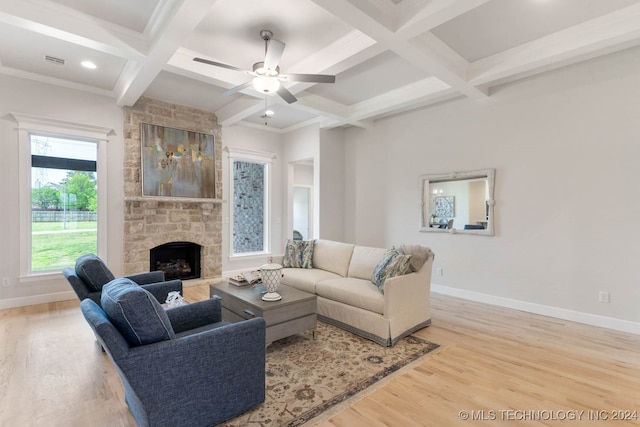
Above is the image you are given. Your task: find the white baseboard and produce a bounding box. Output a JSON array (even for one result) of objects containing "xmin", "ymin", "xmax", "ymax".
[
  {"xmin": 0, "ymin": 291, "xmax": 76, "ymax": 310},
  {"xmin": 431, "ymin": 284, "xmax": 640, "ymax": 335}
]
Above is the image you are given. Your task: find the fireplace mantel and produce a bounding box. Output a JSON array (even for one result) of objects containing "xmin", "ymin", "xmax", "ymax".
[{"xmin": 125, "ymin": 197, "xmax": 225, "ymax": 204}]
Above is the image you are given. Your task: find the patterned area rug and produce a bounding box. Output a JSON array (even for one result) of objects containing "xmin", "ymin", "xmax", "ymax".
[{"xmin": 220, "ymin": 322, "xmax": 439, "ymax": 427}]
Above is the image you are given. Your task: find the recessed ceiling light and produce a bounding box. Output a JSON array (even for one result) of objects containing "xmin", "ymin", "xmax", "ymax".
[{"xmin": 81, "ymin": 60, "xmax": 97, "ymax": 69}]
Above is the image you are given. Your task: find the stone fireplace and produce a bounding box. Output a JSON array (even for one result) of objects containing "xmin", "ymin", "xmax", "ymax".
[
  {"xmin": 122, "ymin": 97, "xmax": 223, "ymax": 280},
  {"xmin": 150, "ymin": 241, "xmax": 201, "ymax": 280}
]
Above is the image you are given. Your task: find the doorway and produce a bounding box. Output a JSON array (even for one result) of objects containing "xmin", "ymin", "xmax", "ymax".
[{"xmin": 293, "ymin": 186, "xmax": 311, "ymax": 240}]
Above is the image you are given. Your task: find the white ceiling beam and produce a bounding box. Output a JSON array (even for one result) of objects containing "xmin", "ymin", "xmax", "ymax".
[
  {"xmin": 0, "ymin": 1, "xmax": 146, "ymax": 60},
  {"xmin": 310, "ymin": 0, "xmax": 487, "ymax": 100},
  {"xmin": 216, "ymin": 97, "xmax": 265, "ymax": 126},
  {"xmin": 114, "ymin": 0, "xmax": 218, "ymax": 107},
  {"xmin": 348, "ymin": 77, "xmax": 454, "ymax": 120},
  {"xmin": 395, "ymin": 0, "xmax": 490, "ymax": 39},
  {"xmin": 0, "ymin": 64, "xmax": 114, "ymax": 97},
  {"xmin": 394, "ymin": 32, "xmax": 487, "ymax": 99},
  {"xmin": 468, "ymin": 3, "xmax": 640, "ymax": 86},
  {"xmin": 294, "ymin": 93, "xmax": 369, "ymax": 128}
]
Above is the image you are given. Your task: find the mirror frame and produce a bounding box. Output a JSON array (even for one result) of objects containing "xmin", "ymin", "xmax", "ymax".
[{"xmin": 419, "ymin": 168, "xmax": 496, "ymax": 236}]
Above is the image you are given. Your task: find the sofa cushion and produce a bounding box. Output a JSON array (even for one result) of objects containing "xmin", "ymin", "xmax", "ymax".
[
  {"xmin": 371, "ymin": 248, "xmax": 412, "ymax": 294},
  {"xmin": 347, "ymin": 246, "xmax": 387, "ymax": 280},
  {"xmin": 312, "ymin": 240, "xmax": 355, "ymax": 277},
  {"xmin": 282, "ymin": 239, "xmax": 314, "ymax": 269},
  {"xmin": 316, "ymin": 278, "xmax": 385, "ymax": 314},
  {"xmin": 75, "ymin": 254, "xmax": 116, "ymax": 292},
  {"xmin": 101, "ymin": 278, "xmax": 175, "ymax": 346},
  {"xmin": 281, "ymin": 268, "xmax": 342, "ymax": 294},
  {"xmin": 401, "ymin": 244, "xmax": 432, "ymax": 272}
]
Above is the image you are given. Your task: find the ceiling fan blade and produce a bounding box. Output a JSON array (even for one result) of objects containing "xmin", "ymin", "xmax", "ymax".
[
  {"xmin": 263, "ymin": 39, "xmax": 285, "ymax": 72},
  {"xmin": 193, "ymin": 57, "xmax": 247, "ymax": 73},
  {"xmin": 279, "ymin": 73, "xmax": 335, "ymax": 84},
  {"xmin": 223, "ymin": 81, "xmax": 253, "ymax": 96},
  {"xmin": 277, "ymin": 86, "xmax": 297, "ymax": 104}
]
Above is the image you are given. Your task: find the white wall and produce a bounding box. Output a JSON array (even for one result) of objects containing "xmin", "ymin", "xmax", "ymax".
[
  {"xmin": 344, "ymin": 47, "xmax": 640, "ymax": 331},
  {"xmin": 0, "ymin": 74, "xmax": 124, "ymax": 308},
  {"xmin": 318, "ymin": 128, "xmax": 345, "ymax": 241}
]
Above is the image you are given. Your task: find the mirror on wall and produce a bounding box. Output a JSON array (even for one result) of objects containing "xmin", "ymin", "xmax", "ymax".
[{"xmin": 420, "ymin": 168, "xmax": 495, "ymax": 236}]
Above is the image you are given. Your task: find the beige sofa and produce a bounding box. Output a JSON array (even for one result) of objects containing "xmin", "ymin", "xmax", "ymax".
[{"xmin": 275, "ymin": 239, "xmax": 434, "ymax": 346}]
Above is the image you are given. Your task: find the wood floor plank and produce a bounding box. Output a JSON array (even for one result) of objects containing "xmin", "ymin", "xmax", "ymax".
[{"xmin": 1, "ymin": 286, "xmax": 638, "ymax": 426}]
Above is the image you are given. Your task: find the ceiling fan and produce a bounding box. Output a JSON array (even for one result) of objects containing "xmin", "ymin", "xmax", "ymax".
[{"xmin": 193, "ymin": 30, "xmax": 335, "ymax": 104}]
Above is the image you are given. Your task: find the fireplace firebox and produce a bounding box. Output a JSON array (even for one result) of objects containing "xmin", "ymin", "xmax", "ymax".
[{"xmin": 150, "ymin": 242, "xmax": 201, "ymax": 280}]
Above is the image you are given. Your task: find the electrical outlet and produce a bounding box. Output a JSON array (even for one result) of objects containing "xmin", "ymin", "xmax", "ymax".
[
  {"xmin": 1, "ymin": 277, "xmax": 10, "ymax": 287},
  {"xmin": 598, "ymin": 291, "xmax": 610, "ymax": 303},
  {"xmin": 437, "ymin": 267, "xmax": 444, "ymax": 276}
]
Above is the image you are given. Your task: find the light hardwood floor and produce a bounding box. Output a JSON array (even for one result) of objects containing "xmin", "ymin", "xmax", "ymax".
[{"xmin": 1, "ymin": 285, "xmax": 638, "ymax": 426}]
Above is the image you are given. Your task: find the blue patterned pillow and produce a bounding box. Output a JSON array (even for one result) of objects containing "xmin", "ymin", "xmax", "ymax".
[
  {"xmin": 282, "ymin": 239, "xmax": 314, "ymax": 268},
  {"xmin": 101, "ymin": 278, "xmax": 175, "ymax": 346},
  {"xmin": 371, "ymin": 248, "xmax": 412, "ymax": 294}
]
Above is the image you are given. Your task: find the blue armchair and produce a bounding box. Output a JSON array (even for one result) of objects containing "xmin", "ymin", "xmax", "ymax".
[
  {"xmin": 63, "ymin": 254, "xmax": 182, "ymax": 307},
  {"xmin": 81, "ymin": 278, "xmax": 266, "ymax": 427}
]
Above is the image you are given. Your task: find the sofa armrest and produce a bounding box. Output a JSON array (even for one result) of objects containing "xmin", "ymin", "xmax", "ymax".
[
  {"xmin": 165, "ymin": 297, "xmax": 223, "ymax": 333},
  {"xmin": 125, "ymin": 271, "xmax": 165, "ymax": 285},
  {"xmin": 140, "ymin": 279, "xmax": 183, "ymax": 303},
  {"xmin": 383, "ymin": 256, "xmax": 434, "ymax": 319}
]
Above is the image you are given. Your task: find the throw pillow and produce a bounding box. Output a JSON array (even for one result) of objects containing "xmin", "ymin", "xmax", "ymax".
[
  {"xmin": 282, "ymin": 239, "xmax": 315, "ymax": 269},
  {"xmin": 75, "ymin": 254, "xmax": 116, "ymax": 292},
  {"xmin": 101, "ymin": 278, "xmax": 175, "ymax": 346},
  {"xmin": 371, "ymin": 248, "xmax": 412, "ymax": 294},
  {"xmin": 401, "ymin": 244, "xmax": 433, "ymax": 272}
]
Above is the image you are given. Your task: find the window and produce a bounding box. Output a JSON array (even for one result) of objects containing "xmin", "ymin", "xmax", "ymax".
[
  {"xmin": 226, "ymin": 147, "xmax": 275, "ymax": 257},
  {"xmin": 11, "ymin": 113, "xmax": 112, "ymax": 277},
  {"xmin": 31, "ymin": 135, "xmax": 97, "ymax": 271}
]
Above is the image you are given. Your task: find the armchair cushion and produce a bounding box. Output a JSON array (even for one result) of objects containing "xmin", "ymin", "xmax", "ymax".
[
  {"xmin": 75, "ymin": 254, "xmax": 115, "ymax": 292},
  {"xmin": 101, "ymin": 278, "xmax": 175, "ymax": 346}
]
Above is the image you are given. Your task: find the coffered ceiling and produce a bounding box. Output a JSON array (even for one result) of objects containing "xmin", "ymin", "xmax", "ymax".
[{"xmin": 1, "ymin": 0, "xmax": 639, "ymax": 132}]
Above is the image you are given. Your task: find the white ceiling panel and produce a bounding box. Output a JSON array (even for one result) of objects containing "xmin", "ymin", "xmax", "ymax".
[
  {"xmin": 306, "ymin": 51, "xmax": 428, "ymax": 105},
  {"xmin": 241, "ymin": 101, "xmax": 319, "ymax": 129},
  {"xmin": 431, "ymin": 0, "xmax": 640, "ymax": 62},
  {"xmin": 50, "ymin": 0, "xmax": 161, "ymax": 33},
  {"xmin": 185, "ymin": 0, "xmax": 353, "ymax": 71},
  {"xmin": 0, "ymin": 23, "xmax": 126, "ymax": 90},
  {"xmin": 143, "ymin": 71, "xmax": 240, "ymax": 113}
]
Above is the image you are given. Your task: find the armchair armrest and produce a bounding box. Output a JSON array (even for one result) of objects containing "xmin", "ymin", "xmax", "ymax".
[
  {"xmin": 125, "ymin": 271, "xmax": 165, "ymax": 285},
  {"xmin": 165, "ymin": 297, "xmax": 223, "ymax": 334},
  {"xmin": 140, "ymin": 279, "xmax": 183, "ymax": 303}
]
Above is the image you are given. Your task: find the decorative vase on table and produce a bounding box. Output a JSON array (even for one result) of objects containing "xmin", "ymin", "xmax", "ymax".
[{"xmin": 260, "ymin": 263, "xmax": 283, "ymax": 301}]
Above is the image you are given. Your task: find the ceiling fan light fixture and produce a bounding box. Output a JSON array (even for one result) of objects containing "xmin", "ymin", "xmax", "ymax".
[{"xmin": 252, "ymin": 76, "xmax": 280, "ymax": 94}]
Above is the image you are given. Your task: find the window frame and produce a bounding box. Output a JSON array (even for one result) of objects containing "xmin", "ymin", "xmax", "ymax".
[
  {"xmin": 226, "ymin": 147, "xmax": 276, "ymax": 259},
  {"xmin": 11, "ymin": 113, "xmax": 113, "ymax": 280}
]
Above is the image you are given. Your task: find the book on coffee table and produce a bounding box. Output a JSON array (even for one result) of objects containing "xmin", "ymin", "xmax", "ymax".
[{"xmin": 229, "ymin": 270, "xmax": 261, "ymax": 286}]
